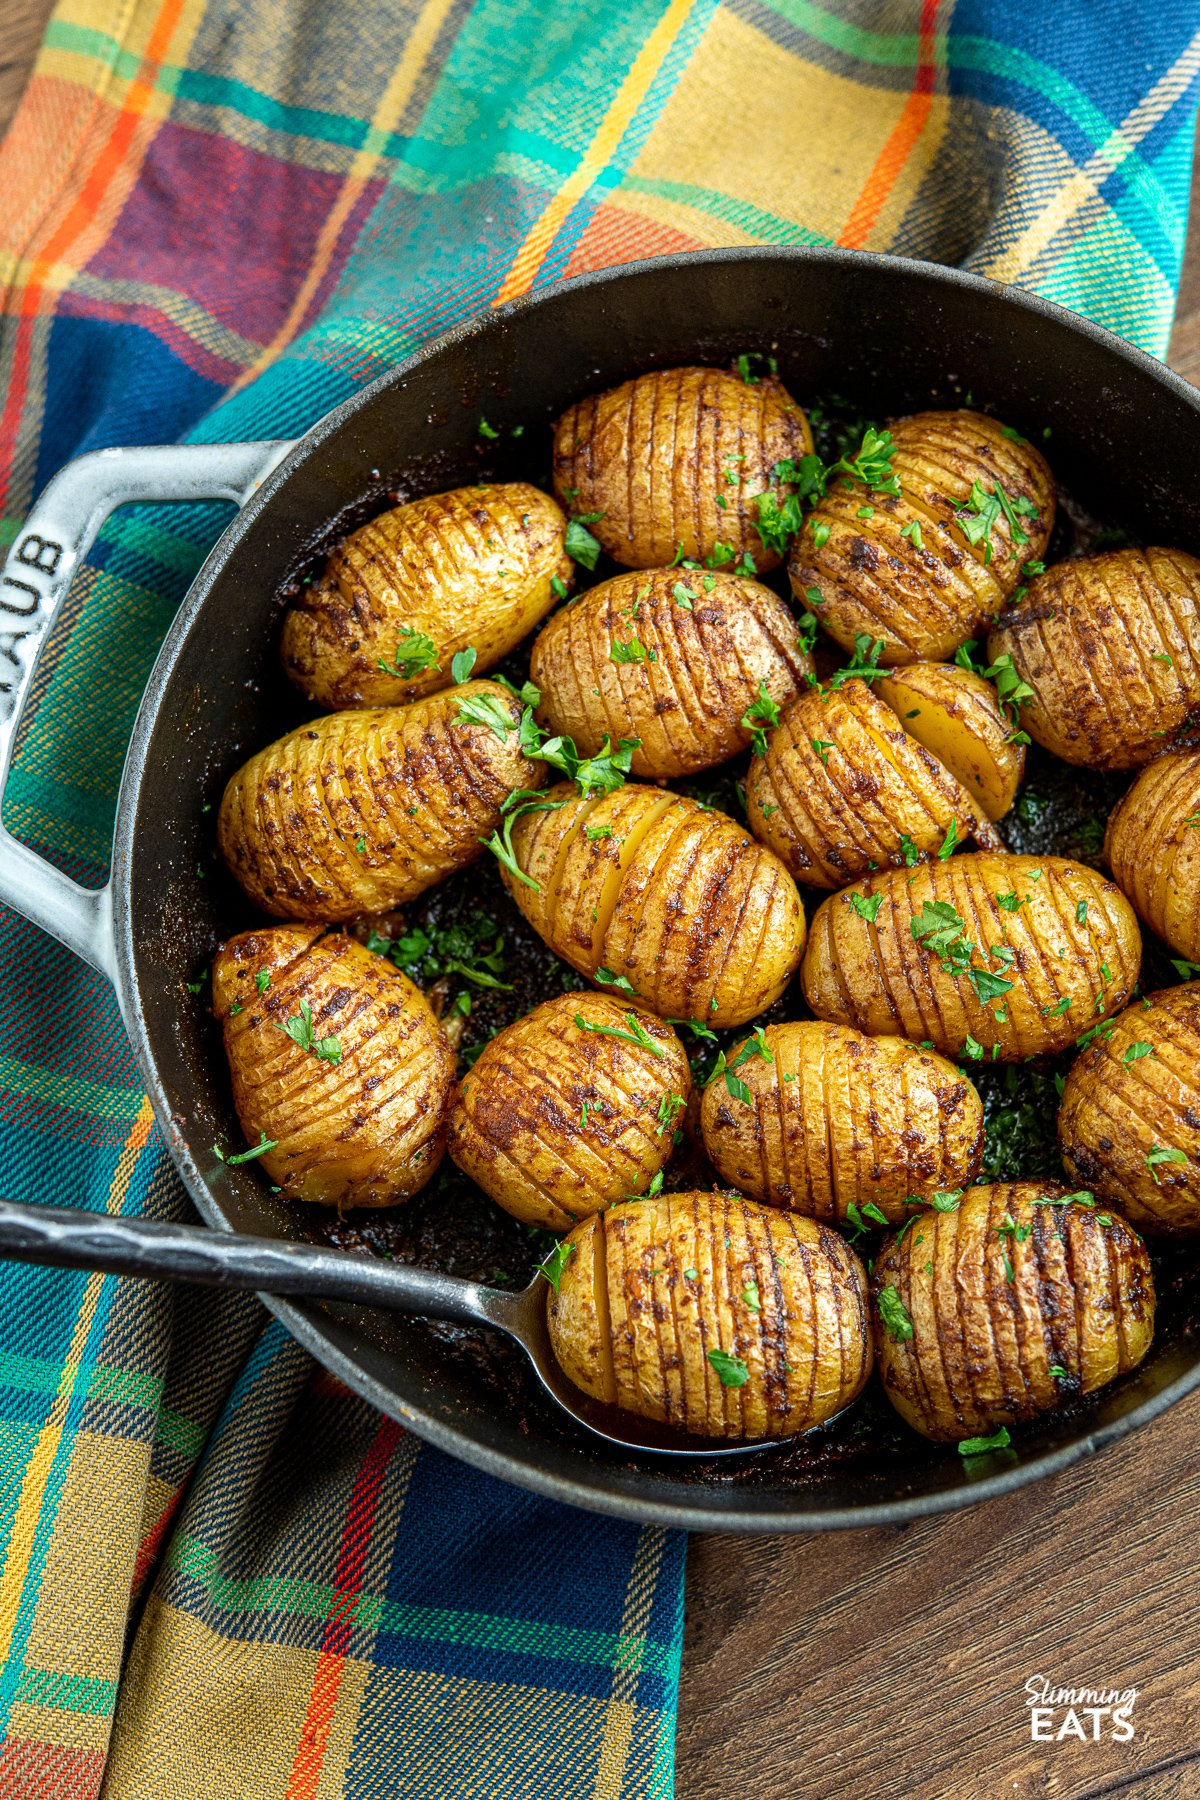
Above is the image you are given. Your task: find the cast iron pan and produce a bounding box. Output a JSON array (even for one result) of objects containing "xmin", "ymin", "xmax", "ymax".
[{"xmin": 4, "ymin": 248, "xmax": 1200, "ymax": 1532}]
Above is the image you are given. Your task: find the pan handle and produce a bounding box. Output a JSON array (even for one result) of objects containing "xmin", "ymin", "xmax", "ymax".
[{"xmin": 0, "ymin": 439, "xmax": 295, "ymax": 983}]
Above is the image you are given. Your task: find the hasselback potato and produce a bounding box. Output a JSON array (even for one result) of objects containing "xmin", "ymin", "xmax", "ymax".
[
  {"xmin": 552, "ymin": 365, "xmax": 811, "ymax": 572},
  {"xmin": 871, "ymin": 1183, "xmax": 1155, "ymax": 1441},
  {"xmin": 699, "ymin": 1021, "xmax": 983, "ymax": 1222},
  {"xmin": 791, "ymin": 410, "xmax": 1054, "ymax": 663},
  {"xmin": 529, "ymin": 568, "xmax": 812, "ymax": 779},
  {"xmin": 280, "ymin": 483, "xmax": 571, "ymax": 709},
  {"xmin": 212, "ymin": 926, "xmax": 455, "ymax": 1207},
  {"xmin": 801, "ymin": 853, "xmax": 1141, "ymax": 1061},
  {"xmin": 1104, "ymin": 749, "xmax": 1200, "ymax": 960},
  {"xmin": 745, "ymin": 675, "xmax": 990, "ymax": 887},
  {"xmin": 875, "ymin": 661, "xmax": 1024, "ymax": 821},
  {"xmin": 449, "ymin": 995, "xmax": 690, "ymax": 1229},
  {"xmin": 503, "ymin": 782, "xmax": 805, "ymax": 1027},
  {"xmin": 1059, "ymin": 982, "xmax": 1200, "ymax": 1233},
  {"xmin": 547, "ymin": 1189, "xmax": 872, "ymax": 1440},
  {"xmin": 218, "ymin": 681, "xmax": 542, "ymax": 921},
  {"xmin": 986, "ymin": 548, "xmax": 1200, "ymax": 769}
]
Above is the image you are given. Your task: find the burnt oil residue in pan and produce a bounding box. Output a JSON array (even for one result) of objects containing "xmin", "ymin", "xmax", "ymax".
[{"xmin": 190, "ymin": 386, "xmax": 1200, "ymax": 1492}]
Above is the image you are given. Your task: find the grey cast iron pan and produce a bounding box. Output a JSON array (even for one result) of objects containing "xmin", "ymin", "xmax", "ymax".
[{"xmin": 4, "ymin": 248, "xmax": 1200, "ymax": 1533}]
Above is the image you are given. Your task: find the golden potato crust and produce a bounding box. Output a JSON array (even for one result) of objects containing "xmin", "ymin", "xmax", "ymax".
[
  {"xmin": 552, "ymin": 366, "xmax": 812, "ymax": 572},
  {"xmin": 280, "ymin": 483, "xmax": 571, "ymax": 709},
  {"xmin": 217, "ymin": 681, "xmax": 542, "ymax": 921},
  {"xmin": 212, "ymin": 926, "xmax": 455, "ymax": 1208},
  {"xmin": 1059, "ymin": 982, "xmax": 1200, "ymax": 1234},
  {"xmin": 791, "ymin": 410, "xmax": 1054, "ymax": 664},
  {"xmin": 699, "ymin": 1021, "xmax": 983, "ymax": 1222},
  {"xmin": 871, "ymin": 1183, "xmax": 1154, "ymax": 1441},
  {"xmin": 504, "ymin": 781, "xmax": 806, "ymax": 1027},
  {"xmin": 529, "ymin": 568, "xmax": 812, "ymax": 779},
  {"xmin": 745, "ymin": 675, "xmax": 987, "ymax": 887},
  {"xmin": 547, "ymin": 1189, "xmax": 872, "ymax": 1440},
  {"xmin": 986, "ymin": 547, "xmax": 1200, "ymax": 770},
  {"xmin": 875, "ymin": 661, "xmax": 1024, "ymax": 821},
  {"xmin": 800, "ymin": 853, "xmax": 1141, "ymax": 1061},
  {"xmin": 1104, "ymin": 749, "xmax": 1200, "ymax": 960},
  {"xmin": 449, "ymin": 994, "xmax": 691, "ymax": 1230}
]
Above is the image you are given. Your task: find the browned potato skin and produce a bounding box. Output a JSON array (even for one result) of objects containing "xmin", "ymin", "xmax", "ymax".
[
  {"xmin": 745, "ymin": 675, "xmax": 988, "ymax": 887},
  {"xmin": 218, "ymin": 681, "xmax": 542, "ymax": 921},
  {"xmin": 986, "ymin": 548, "xmax": 1200, "ymax": 769},
  {"xmin": 875, "ymin": 662, "xmax": 1024, "ymax": 821},
  {"xmin": 280, "ymin": 484, "xmax": 572, "ymax": 709},
  {"xmin": 547, "ymin": 1190, "xmax": 872, "ymax": 1440},
  {"xmin": 792, "ymin": 410, "xmax": 1054, "ymax": 664},
  {"xmin": 1059, "ymin": 983, "xmax": 1200, "ymax": 1234},
  {"xmin": 449, "ymin": 995, "xmax": 690, "ymax": 1230},
  {"xmin": 212, "ymin": 927, "xmax": 455, "ymax": 1208},
  {"xmin": 700, "ymin": 1021, "xmax": 983, "ymax": 1222},
  {"xmin": 529, "ymin": 569, "xmax": 813, "ymax": 779},
  {"xmin": 504, "ymin": 782, "xmax": 805, "ymax": 1027},
  {"xmin": 801, "ymin": 853, "xmax": 1141, "ymax": 1061},
  {"xmin": 552, "ymin": 366, "xmax": 812, "ymax": 573},
  {"xmin": 871, "ymin": 1183, "xmax": 1154, "ymax": 1441},
  {"xmin": 1104, "ymin": 749, "xmax": 1200, "ymax": 960}
]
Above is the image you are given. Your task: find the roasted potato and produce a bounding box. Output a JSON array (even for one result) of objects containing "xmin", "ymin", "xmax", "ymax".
[
  {"xmin": 218, "ymin": 681, "xmax": 541, "ymax": 921},
  {"xmin": 875, "ymin": 661, "xmax": 1024, "ymax": 820},
  {"xmin": 212, "ymin": 926, "xmax": 455, "ymax": 1207},
  {"xmin": 699, "ymin": 1021, "xmax": 983, "ymax": 1222},
  {"xmin": 449, "ymin": 994, "xmax": 690, "ymax": 1229},
  {"xmin": 503, "ymin": 782, "xmax": 805, "ymax": 1027},
  {"xmin": 1059, "ymin": 982, "xmax": 1200, "ymax": 1233},
  {"xmin": 1104, "ymin": 749, "xmax": 1200, "ymax": 960},
  {"xmin": 552, "ymin": 365, "xmax": 811, "ymax": 572},
  {"xmin": 745, "ymin": 676, "xmax": 991, "ymax": 887},
  {"xmin": 871, "ymin": 1182, "xmax": 1154, "ymax": 1442},
  {"xmin": 801, "ymin": 853, "xmax": 1141, "ymax": 1061},
  {"xmin": 529, "ymin": 568, "xmax": 812, "ymax": 779},
  {"xmin": 547, "ymin": 1189, "xmax": 872, "ymax": 1440},
  {"xmin": 792, "ymin": 410, "xmax": 1054, "ymax": 664},
  {"xmin": 986, "ymin": 548, "xmax": 1200, "ymax": 769},
  {"xmin": 280, "ymin": 484, "xmax": 571, "ymax": 709}
]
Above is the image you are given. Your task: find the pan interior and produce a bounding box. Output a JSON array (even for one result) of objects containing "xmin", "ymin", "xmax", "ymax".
[{"xmin": 115, "ymin": 250, "xmax": 1200, "ymax": 1529}]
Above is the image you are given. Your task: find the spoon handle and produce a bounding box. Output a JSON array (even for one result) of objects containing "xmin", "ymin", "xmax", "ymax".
[{"xmin": 0, "ymin": 1197, "xmax": 527, "ymax": 1334}]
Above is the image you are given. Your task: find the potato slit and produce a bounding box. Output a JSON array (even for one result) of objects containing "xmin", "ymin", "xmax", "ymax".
[
  {"xmin": 593, "ymin": 1215, "xmax": 618, "ymax": 1405},
  {"xmin": 593, "ymin": 792, "xmax": 679, "ymax": 950}
]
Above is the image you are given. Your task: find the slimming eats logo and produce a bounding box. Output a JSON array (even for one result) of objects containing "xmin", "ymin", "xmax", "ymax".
[{"xmin": 1025, "ymin": 1677, "xmax": 1137, "ymax": 1742}]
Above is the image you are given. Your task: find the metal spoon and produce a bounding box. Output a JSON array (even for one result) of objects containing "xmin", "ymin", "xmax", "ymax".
[{"xmin": 0, "ymin": 1198, "xmax": 774, "ymax": 1459}]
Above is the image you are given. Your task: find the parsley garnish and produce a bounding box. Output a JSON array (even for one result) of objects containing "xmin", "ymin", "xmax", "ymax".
[
  {"xmin": 218, "ymin": 1130, "xmax": 278, "ymax": 1166},
  {"xmin": 595, "ymin": 967, "xmax": 636, "ymax": 997},
  {"xmin": 983, "ymin": 652, "xmax": 1035, "ymax": 721},
  {"xmin": 877, "ymin": 1286, "xmax": 914, "ymax": 1343},
  {"xmin": 451, "ymin": 646, "xmax": 478, "ymax": 684},
  {"xmin": 850, "ymin": 891, "xmax": 882, "ymax": 922},
  {"xmin": 910, "ymin": 900, "xmax": 972, "ymax": 974},
  {"xmin": 565, "ymin": 516, "xmax": 603, "ymax": 570},
  {"xmin": 480, "ymin": 789, "xmax": 567, "ymax": 891},
  {"xmin": 378, "ymin": 625, "xmax": 441, "ymax": 681},
  {"xmin": 538, "ymin": 1240, "xmax": 575, "ymax": 1292},
  {"xmin": 707, "ymin": 1348, "xmax": 750, "ymax": 1387},
  {"xmin": 456, "ymin": 688, "xmax": 516, "ymax": 741},
  {"xmin": 741, "ymin": 681, "xmax": 781, "ymax": 756},
  {"xmin": 610, "ymin": 633, "xmax": 656, "ymax": 665},
  {"xmin": 958, "ymin": 1428, "xmax": 1011, "ymax": 1456},
  {"xmin": 574, "ymin": 1010, "xmax": 664, "ymax": 1059},
  {"xmin": 1148, "ymin": 1144, "xmax": 1187, "ymax": 1182},
  {"xmin": 276, "ymin": 1001, "xmax": 342, "ymax": 1066}
]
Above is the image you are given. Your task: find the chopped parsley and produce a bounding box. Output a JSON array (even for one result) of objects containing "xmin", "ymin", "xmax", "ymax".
[
  {"xmin": 276, "ymin": 1001, "xmax": 342, "ymax": 1066},
  {"xmin": 707, "ymin": 1348, "xmax": 750, "ymax": 1387},
  {"xmin": 574, "ymin": 1010, "xmax": 664, "ymax": 1058},
  {"xmin": 849, "ymin": 891, "xmax": 883, "ymax": 923},
  {"xmin": 220, "ymin": 1130, "xmax": 278, "ymax": 1166},
  {"xmin": 456, "ymin": 688, "xmax": 516, "ymax": 741},
  {"xmin": 958, "ymin": 1427, "xmax": 1011, "ymax": 1456},
  {"xmin": 451, "ymin": 646, "xmax": 478, "ymax": 684},
  {"xmin": 876, "ymin": 1285, "xmax": 914, "ymax": 1343},
  {"xmin": 741, "ymin": 681, "xmax": 781, "ymax": 756},
  {"xmin": 538, "ymin": 1240, "xmax": 575, "ymax": 1292},
  {"xmin": 378, "ymin": 625, "xmax": 440, "ymax": 681},
  {"xmin": 565, "ymin": 516, "xmax": 603, "ymax": 570},
  {"xmin": 610, "ymin": 633, "xmax": 656, "ymax": 665}
]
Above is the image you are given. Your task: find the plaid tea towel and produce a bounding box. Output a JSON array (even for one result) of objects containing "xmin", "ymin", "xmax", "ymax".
[{"xmin": 1, "ymin": 1, "xmax": 1198, "ymax": 1795}]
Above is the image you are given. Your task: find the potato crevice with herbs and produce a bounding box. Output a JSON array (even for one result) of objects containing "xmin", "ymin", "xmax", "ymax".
[
  {"xmin": 212, "ymin": 926, "xmax": 455, "ymax": 1208},
  {"xmin": 699, "ymin": 1021, "xmax": 983, "ymax": 1222},
  {"xmin": 870, "ymin": 1183, "xmax": 1154, "ymax": 1441},
  {"xmin": 530, "ymin": 568, "xmax": 812, "ymax": 779},
  {"xmin": 218, "ymin": 680, "xmax": 543, "ymax": 921},
  {"xmin": 1059, "ymin": 983, "xmax": 1200, "ymax": 1234},
  {"xmin": 791, "ymin": 411, "xmax": 1054, "ymax": 664},
  {"xmin": 547, "ymin": 1189, "xmax": 872, "ymax": 1440},
  {"xmin": 280, "ymin": 483, "xmax": 571, "ymax": 709},
  {"xmin": 800, "ymin": 853, "xmax": 1141, "ymax": 1061},
  {"xmin": 503, "ymin": 782, "xmax": 805, "ymax": 1026},
  {"xmin": 986, "ymin": 548, "xmax": 1200, "ymax": 769},
  {"xmin": 745, "ymin": 675, "xmax": 991, "ymax": 886},
  {"xmin": 874, "ymin": 661, "xmax": 1025, "ymax": 821},
  {"xmin": 552, "ymin": 365, "xmax": 812, "ymax": 572},
  {"xmin": 449, "ymin": 995, "xmax": 691, "ymax": 1230}
]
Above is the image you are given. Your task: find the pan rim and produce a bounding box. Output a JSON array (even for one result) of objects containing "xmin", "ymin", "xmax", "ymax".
[{"xmin": 109, "ymin": 244, "xmax": 1200, "ymax": 1530}]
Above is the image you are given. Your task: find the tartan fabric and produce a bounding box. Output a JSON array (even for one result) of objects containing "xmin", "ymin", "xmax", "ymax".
[{"xmin": 0, "ymin": 0, "xmax": 1197, "ymax": 1794}]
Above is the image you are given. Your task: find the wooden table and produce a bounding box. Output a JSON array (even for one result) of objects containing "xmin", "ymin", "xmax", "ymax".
[{"xmin": 3, "ymin": 16, "xmax": 1200, "ymax": 1796}]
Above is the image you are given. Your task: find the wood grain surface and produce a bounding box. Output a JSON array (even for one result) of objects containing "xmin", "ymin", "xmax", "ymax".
[{"xmin": 2, "ymin": 19, "xmax": 1200, "ymax": 1799}]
